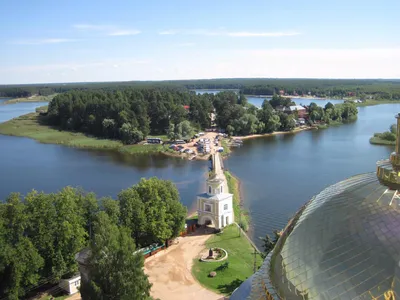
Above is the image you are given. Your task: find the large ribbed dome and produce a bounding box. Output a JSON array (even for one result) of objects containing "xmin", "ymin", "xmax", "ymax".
[
  {"xmin": 270, "ymin": 172, "xmax": 400, "ymax": 299},
  {"xmin": 230, "ymin": 113, "xmax": 400, "ymax": 300}
]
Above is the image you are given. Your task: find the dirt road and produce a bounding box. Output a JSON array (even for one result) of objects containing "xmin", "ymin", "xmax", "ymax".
[{"xmin": 145, "ymin": 230, "xmax": 224, "ymax": 300}]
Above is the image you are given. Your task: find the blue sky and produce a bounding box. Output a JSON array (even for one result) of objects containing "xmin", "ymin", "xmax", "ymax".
[{"xmin": 1, "ymin": 0, "xmax": 399, "ymax": 84}]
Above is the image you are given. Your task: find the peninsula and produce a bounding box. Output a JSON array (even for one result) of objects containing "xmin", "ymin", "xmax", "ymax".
[{"xmin": 0, "ymin": 89, "xmax": 359, "ymax": 160}]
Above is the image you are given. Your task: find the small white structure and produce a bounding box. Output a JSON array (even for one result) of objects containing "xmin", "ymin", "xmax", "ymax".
[
  {"xmin": 197, "ymin": 173, "xmax": 233, "ymax": 229},
  {"xmin": 59, "ymin": 275, "xmax": 81, "ymax": 295}
]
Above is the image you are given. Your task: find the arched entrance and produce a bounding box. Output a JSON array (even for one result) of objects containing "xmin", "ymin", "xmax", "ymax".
[{"xmin": 199, "ymin": 215, "xmax": 215, "ymax": 228}]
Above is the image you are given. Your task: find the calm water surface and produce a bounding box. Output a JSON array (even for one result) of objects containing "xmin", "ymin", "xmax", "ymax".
[
  {"xmin": 0, "ymin": 102, "xmax": 207, "ymax": 210},
  {"xmin": 193, "ymin": 89, "xmax": 344, "ymax": 108},
  {"xmin": 225, "ymin": 104, "xmax": 398, "ymax": 248},
  {"xmin": 246, "ymin": 96, "xmax": 344, "ymax": 108}
]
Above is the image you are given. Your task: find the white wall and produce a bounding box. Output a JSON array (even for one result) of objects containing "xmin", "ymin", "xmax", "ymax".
[{"xmin": 59, "ymin": 276, "xmax": 81, "ymax": 295}]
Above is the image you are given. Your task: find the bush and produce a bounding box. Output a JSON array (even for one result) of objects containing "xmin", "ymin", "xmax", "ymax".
[
  {"xmin": 239, "ymin": 218, "xmax": 249, "ymax": 232},
  {"xmin": 380, "ymin": 131, "xmax": 396, "ymax": 141}
]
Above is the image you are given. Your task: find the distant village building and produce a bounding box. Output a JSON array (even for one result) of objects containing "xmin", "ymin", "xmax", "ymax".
[
  {"xmin": 197, "ymin": 168, "xmax": 233, "ymax": 229},
  {"xmin": 275, "ymin": 105, "xmax": 308, "ymax": 118},
  {"xmin": 279, "ymin": 90, "xmax": 285, "ymax": 96},
  {"xmin": 288, "ymin": 105, "xmax": 307, "ymax": 118}
]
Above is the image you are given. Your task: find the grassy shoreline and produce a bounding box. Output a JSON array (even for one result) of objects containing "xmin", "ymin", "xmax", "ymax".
[
  {"xmin": 224, "ymin": 171, "xmax": 249, "ymax": 231},
  {"xmin": 355, "ymin": 100, "xmax": 400, "ymax": 107},
  {"xmin": 1, "ymin": 94, "xmax": 58, "ymax": 104},
  {"xmin": 369, "ymin": 137, "xmax": 396, "ymax": 146},
  {"xmin": 0, "ymin": 112, "xmax": 170, "ymax": 155}
]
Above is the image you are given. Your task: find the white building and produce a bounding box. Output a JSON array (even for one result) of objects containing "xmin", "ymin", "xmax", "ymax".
[
  {"xmin": 197, "ymin": 174, "xmax": 233, "ymax": 229},
  {"xmin": 58, "ymin": 275, "xmax": 81, "ymax": 295}
]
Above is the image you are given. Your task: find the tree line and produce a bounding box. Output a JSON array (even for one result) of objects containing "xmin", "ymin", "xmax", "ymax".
[
  {"xmin": 213, "ymin": 93, "xmax": 358, "ymax": 136},
  {"xmin": 2, "ymin": 78, "xmax": 400, "ymax": 100},
  {"xmin": 0, "ymin": 178, "xmax": 186, "ymax": 299},
  {"xmin": 45, "ymin": 89, "xmax": 358, "ymax": 143},
  {"xmin": 47, "ymin": 89, "xmax": 213, "ymax": 144}
]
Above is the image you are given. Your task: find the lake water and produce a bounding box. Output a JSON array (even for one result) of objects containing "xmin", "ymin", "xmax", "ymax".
[
  {"xmin": 0, "ymin": 98, "xmax": 398, "ymax": 249},
  {"xmin": 193, "ymin": 89, "xmax": 344, "ymax": 108},
  {"xmin": 0, "ymin": 101, "xmax": 48, "ymax": 123},
  {"xmin": 0, "ymin": 102, "xmax": 208, "ymax": 211},
  {"xmin": 246, "ymin": 96, "xmax": 344, "ymax": 108}
]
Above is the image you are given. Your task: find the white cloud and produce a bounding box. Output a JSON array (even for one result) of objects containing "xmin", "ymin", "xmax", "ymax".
[
  {"xmin": 158, "ymin": 30, "xmax": 178, "ymax": 35},
  {"xmin": 158, "ymin": 29, "xmax": 301, "ymax": 37},
  {"xmin": 227, "ymin": 31, "xmax": 301, "ymax": 37},
  {"xmin": 73, "ymin": 24, "xmax": 141, "ymax": 37},
  {"xmin": 10, "ymin": 38, "xmax": 78, "ymax": 45},
  {"xmin": 108, "ymin": 30, "xmax": 141, "ymax": 36},
  {"xmin": 176, "ymin": 42, "xmax": 195, "ymax": 47},
  {"xmin": 73, "ymin": 24, "xmax": 112, "ymax": 31}
]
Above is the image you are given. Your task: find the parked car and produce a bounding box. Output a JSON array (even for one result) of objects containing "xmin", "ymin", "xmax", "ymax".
[{"xmin": 169, "ymin": 144, "xmax": 176, "ymax": 149}]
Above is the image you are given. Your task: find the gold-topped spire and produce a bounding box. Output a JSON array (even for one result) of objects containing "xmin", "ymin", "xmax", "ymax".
[{"xmin": 377, "ymin": 113, "xmax": 400, "ymax": 190}]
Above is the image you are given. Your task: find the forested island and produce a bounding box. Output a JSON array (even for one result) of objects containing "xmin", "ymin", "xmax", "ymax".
[
  {"xmin": 0, "ymin": 178, "xmax": 186, "ymax": 300},
  {"xmin": 370, "ymin": 124, "xmax": 397, "ymax": 145},
  {"xmin": 1, "ymin": 78, "xmax": 400, "ymax": 100},
  {"xmin": 0, "ymin": 88, "xmax": 359, "ymax": 157}
]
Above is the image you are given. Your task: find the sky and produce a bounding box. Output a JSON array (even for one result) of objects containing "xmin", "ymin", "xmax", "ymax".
[{"xmin": 0, "ymin": 0, "xmax": 400, "ymax": 84}]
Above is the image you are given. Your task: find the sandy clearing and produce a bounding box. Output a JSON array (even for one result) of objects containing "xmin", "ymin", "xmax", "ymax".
[
  {"xmin": 163, "ymin": 132, "xmax": 221, "ymax": 161},
  {"xmin": 145, "ymin": 230, "xmax": 225, "ymax": 300}
]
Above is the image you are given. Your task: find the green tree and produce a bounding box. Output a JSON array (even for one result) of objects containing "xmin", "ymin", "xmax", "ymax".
[
  {"xmin": 0, "ymin": 194, "xmax": 44, "ymax": 300},
  {"xmin": 324, "ymin": 102, "xmax": 334, "ymax": 110},
  {"xmin": 100, "ymin": 197, "xmax": 121, "ymax": 225},
  {"xmin": 52, "ymin": 188, "xmax": 88, "ymax": 279},
  {"xmin": 390, "ymin": 124, "xmax": 396, "ymax": 134},
  {"xmin": 260, "ymin": 230, "xmax": 280, "ymax": 259},
  {"xmin": 119, "ymin": 123, "xmax": 143, "ymax": 145},
  {"xmin": 167, "ymin": 121, "xmax": 194, "ymax": 141},
  {"xmin": 265, "ymin": 114, "xmax": 281, "ymax": 133},
  {"xmin": 118, "ymin": 188, "xmax": 146, "ymax": 247},
  {"xmin": 134, "ymin": 178, "xmax": 187, "ymax": 244},
  {"xmin": 80, "ymin": 212, "xmax": 152, "ymax": 300}
]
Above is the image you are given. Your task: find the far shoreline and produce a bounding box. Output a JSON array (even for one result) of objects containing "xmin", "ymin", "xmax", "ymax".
[{"xmin": 232, "ymin": 126, "xmax": 316, "ymax": 141}]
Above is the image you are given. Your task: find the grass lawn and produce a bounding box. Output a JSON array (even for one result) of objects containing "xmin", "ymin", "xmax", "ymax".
[{"xmin": 192, "ymin": 225, "xmax": 263, "ymax": 295}]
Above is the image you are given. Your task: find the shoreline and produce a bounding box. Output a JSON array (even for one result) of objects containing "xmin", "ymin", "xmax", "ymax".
[
  {"xmin": 232, "ymin": 126, "xmax": 316, "ymax": 141},
  {"xmin": 369, "ymin": 137, "xmax": 396, "ymax": 146},
  {"xmin": 0, "ymin": 94, "xmax": 57, "ymax": 105},
  {"xmin": 224, "ymin": 170, "xmax": 249, "ymax": 231}
]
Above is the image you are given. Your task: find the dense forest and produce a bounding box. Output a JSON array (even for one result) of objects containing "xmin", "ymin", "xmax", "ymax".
[
  {"xmin": 1, "ymin": 78, "xmax": 400, "ymax": 99},
  {"xmin": 46, "ymin": 89, "xmax": 358, "ymax": 143},
  {"xmin": 0, "ymin": 178, "xmax": 186, "ymax": 299},
  {"xmin": 47, "ymin": 89, "xmax": 213, "ymax": 144}
]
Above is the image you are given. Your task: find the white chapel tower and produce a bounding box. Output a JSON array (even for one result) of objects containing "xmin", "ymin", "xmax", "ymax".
[{"xmin": 197, "ymin": 154, "xmax": 234, "ymax": 229}]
